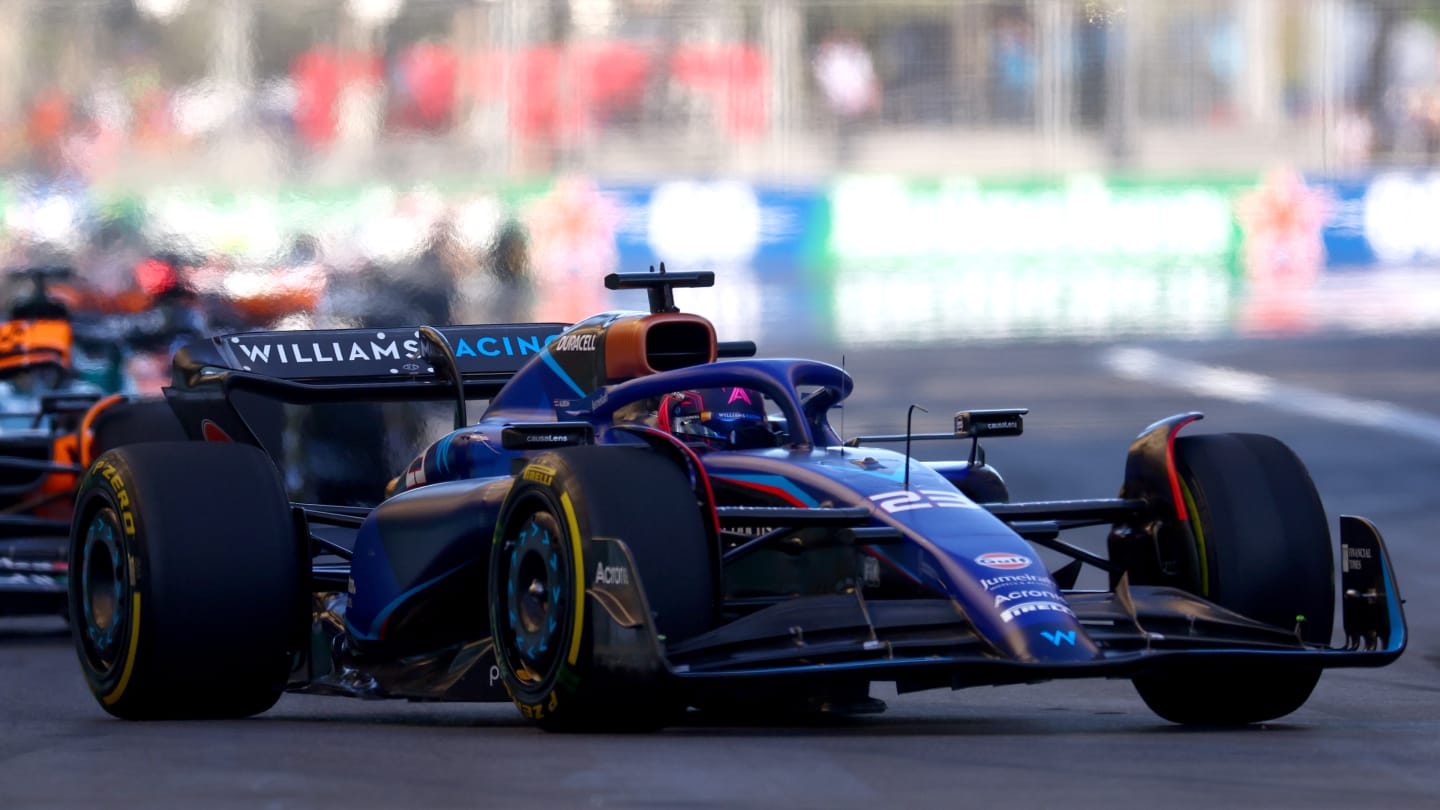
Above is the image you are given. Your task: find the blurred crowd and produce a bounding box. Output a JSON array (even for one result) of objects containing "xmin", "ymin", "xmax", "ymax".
[
  {"xmin": 3, "ymin": 0, "xmax": 1439, "ymax": 185},
  {"xmin": 9, "ymin": 37, "xmax": 771, "ymax": 180}
]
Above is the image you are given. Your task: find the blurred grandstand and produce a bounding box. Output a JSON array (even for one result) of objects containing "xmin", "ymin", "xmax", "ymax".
[
  {"xmin": 1, "ymin": 0, "xmax": 1436, "ymax": 501},
  {"xmin": 0, "ymin": 0, "xmax": 1436, "ymax": 349},
  {"xmin": 0, "ymin": 0, "xmax": 1436, "ymax": 185}
]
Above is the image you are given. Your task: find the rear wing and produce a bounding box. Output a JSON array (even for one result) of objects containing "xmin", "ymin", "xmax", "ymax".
[{"xmin": 166, "ymin": 323, "xmax": 567, "ymax": 447}]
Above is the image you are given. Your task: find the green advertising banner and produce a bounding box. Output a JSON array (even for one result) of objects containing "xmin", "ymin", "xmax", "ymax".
[
  {"xmin": 824, "ymin": 175, "xmax": 1248, "ymax": 270},
  {"xmin": 819, "ymin": 175, "xmax": 1255, "ymax": 344}
]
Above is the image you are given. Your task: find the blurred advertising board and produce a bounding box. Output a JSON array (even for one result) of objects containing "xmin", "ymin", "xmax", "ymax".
[
  {"xmin": 1230, "ymin": 171, "xmax": 1440, "ymax": 337},
  {"xmin": 820, "ymin": 175, "xmax": 1248, "ymax": 343},
  {"xmin": 606, "ymin": 180, "xmax": 826, "ymax": 273},
  {"xmin": 601, "ymin": 181, "xmax": 829, "ymax": 341},
  {"xmin": 825, "ymin": 175, "xmax": 1246, "ymax": 268},
  {"xmin": 1311, "ymin": 172, "xmax": 1440, "ymax": 268}
]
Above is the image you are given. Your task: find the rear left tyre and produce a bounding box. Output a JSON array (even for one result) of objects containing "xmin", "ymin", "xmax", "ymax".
[{"xmin": 69, "ymin": 442, "xmax": 302, "ymax": 720}]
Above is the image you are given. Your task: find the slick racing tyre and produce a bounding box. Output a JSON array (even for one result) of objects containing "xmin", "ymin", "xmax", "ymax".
[
  {"xmin": 69, "ymin": 442, "xmax": 302, "ymax": 720},
  {"xmin": 88, "ymin": 398, "xmax": 186, "ymax": 457},
  {"xmin": 490, "ymin": 446, "xmax": 715, "ymax": 732},
  {"xmin": 1132, "ymin": 433, "xmax": 1334, "ymax": 726}
]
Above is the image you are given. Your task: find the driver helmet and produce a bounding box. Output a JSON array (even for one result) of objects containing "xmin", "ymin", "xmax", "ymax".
[{"xmin": 658, "ymin": 386, "xmax": 775, "ymax": 449}]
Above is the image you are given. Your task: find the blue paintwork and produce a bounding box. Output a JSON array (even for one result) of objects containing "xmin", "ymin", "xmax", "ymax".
[
  {"xmin": 347, "ymin": 311, "xmax": 1103, "ymax": 662},
  {"xmin": 347, "ymin": 516, "xmax": 402, "ymax": 637},
  {"xmin": 700, "ymin": 448, "xmax": 1100, "ymax": 663}
]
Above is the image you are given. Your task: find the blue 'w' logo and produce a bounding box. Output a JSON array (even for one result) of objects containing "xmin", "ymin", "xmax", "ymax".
[{"xmin": 1040, "ymin": 630, "xmax": 1076, "ymax": 646}]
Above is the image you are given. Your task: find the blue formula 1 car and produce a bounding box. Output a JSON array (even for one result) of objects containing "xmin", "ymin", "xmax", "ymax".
[{"xmin": 66, "ymin": 269, "xmax": 1405, "ymax": 729}]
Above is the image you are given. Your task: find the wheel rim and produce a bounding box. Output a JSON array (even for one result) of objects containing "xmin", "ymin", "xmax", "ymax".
[
  {"xmin": 79, "ymin": 507, "xmax": 131, "ymax": 676},
  {"xmin": 498, "ymin": 509, "xmax": 569, "ymax": 688}
]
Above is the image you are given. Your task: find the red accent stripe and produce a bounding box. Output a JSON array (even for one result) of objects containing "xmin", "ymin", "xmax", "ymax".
[
  {"xmin": 711, "ymin": 476, "xmax": 808, "ymax": 507},
  {"xmin": 669, "ymin": 434, "xmax": 721, "ymax": 538},
  {"xmin": 1165, "ymin": 415, "xmax": 1203, "ymax": 522}
]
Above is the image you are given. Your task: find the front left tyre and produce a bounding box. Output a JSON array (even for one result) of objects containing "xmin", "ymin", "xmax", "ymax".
[
  {"xmin": 69, "ymin": 442, "xmax": 302, "ymax": 720},
  {"xmin": 489, "ymin": 446, "xmax": 717, "ymax": 731}
]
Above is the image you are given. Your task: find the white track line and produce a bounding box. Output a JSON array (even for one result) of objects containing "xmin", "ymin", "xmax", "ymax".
[{"xmin": 1103, "ymin": 347, "xmax": 1440, "ymax": 446}]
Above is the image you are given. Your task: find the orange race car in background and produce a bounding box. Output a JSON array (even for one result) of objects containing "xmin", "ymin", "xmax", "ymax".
[{"xmin": 0, "ymin": 268, "xmax": 182, "ymax": 619}]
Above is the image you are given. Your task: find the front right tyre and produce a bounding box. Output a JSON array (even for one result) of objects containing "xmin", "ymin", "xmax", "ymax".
[{"xmin": 1131, "ymin": 432, "xmax": 1334, "ymax": 725}]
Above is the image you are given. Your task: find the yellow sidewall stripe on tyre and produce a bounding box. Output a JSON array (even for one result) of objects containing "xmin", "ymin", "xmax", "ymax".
[
  {"xmin": 560, "ymin": 492, "xmax": 584, "ymax": 667},
  {"xmin": 101, "ymin": 593, "xmax": 141, "ymax": 706},
  {"xmin": 1179, "ymin": 479, "xmax": 1209, "ymax": 598}
]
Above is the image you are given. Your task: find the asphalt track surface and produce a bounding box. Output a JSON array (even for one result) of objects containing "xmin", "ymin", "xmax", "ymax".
[{"xmin": 3, "ymin": 331, "xmax": 1438, "ymax": 809}]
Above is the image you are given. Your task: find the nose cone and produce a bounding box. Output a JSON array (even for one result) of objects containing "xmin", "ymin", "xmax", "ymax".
[{"xmin": 1003, "ymin": 618, "xmax": 1104, "ymax": 663}]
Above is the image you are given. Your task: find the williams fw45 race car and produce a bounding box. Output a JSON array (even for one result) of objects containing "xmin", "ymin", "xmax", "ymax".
[{"xmin": 67, "ymin": 269, "xmax": 1404, "ymax": 729}]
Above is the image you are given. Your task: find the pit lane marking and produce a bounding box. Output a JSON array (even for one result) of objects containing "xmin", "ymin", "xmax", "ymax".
[{"xmin": 1103, "ymin": 347, "xmax": 1440, "ymax": 446}]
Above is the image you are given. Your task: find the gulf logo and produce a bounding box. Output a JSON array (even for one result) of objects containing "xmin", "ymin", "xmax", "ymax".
[{"xmin": 975, "ymin": 552, "xmax": 1032, "ymax": 570}]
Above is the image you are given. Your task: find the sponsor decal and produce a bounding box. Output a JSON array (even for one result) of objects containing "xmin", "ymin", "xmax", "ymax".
[
  {"xmin": 993, "ymin": 588, "xmax": 1061, "ymax": 607},
  {"xmin": 1040, "ymin": 629, "xmax": 1077, "ymax": 646},
  {"xmin": 1000, "ymin": 600, "xmax": 1075, "ymax": 623},
  {"xmin": 228, "ymin": 330, "xmax": 550, "ymax": 368},
  {"xmin": 522, "ymin": 464, "xmax": 556, "ymax": 486},
  {"xmin": 95, "ymin": 461, "xmax": 136, "ymax": 539},
  {"xmin": 979, "ymin": 572, "xmax": 1052, "ymax": 591},
  {"xmin": 550, "ymin": 332, "xmax": 598, "ymax": 352},
  {"xmin": 516, "ymin": 690, "xmax": 561, "ymax": 721},
  {"xmin": 975, "ymin": 552, "xmax": 1032, "ymax": 570},
  {"xmin": 593, "ymin": 562, "xmax": 630, "ymax": 586},
  {"xmin": 233, "ymin": 338, "xmax": 422, "ymax": 365},
  {"xmin": 725, "ymin": 524, "xmax": 778, "ymax": 538},
  {"xmin": 454, "ymin": 335, "xmax": 547, "ymax": 358},
  {"xmin": 1343, "ymin": 544, "xmax": 1373, "ymax": 573}
]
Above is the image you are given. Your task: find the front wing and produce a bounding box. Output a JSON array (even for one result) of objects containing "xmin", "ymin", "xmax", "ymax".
[{"xmin": 594, "ymin": 515, "xmax": 1404, "ymax": 688}]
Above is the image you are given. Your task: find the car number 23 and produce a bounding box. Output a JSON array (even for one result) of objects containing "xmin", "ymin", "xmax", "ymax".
[{"xmin": 869, "ymin": 489, "xmax": 978, "ymax": 514}]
